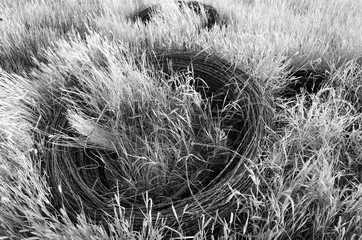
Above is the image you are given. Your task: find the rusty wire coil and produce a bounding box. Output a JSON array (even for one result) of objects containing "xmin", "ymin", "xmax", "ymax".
[
  {"xmin": 130, "ymin": 1, "xmax": 225, "ymax": 30},
  {"xmin": 280, "ymin": 69, "xmax": 329, "ymax": 99},
  {"xmin": 38, "ymin": 50, "xmax": 271, "ymax": 236}
]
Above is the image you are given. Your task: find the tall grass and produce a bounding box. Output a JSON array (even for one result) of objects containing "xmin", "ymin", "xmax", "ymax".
[{"xmin": 1, "ymin": 0, "xmax": 362, "ymax": 239}]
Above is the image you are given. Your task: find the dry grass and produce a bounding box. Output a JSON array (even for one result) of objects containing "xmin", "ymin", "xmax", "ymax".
[{"xmin": 1, "ymin": 0, "xmax": 362, "ymax": 239}]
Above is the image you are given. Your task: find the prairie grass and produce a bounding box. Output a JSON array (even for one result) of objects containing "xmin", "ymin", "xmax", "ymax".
[{"xmin": 1, "ymin": 0, "xmax": 362, "ymax": 239}]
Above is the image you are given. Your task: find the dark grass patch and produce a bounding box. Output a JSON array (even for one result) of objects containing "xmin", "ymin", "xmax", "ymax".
[{"xmin": 280, "ymin": 69, "xmax": 329, "ymax": 99}]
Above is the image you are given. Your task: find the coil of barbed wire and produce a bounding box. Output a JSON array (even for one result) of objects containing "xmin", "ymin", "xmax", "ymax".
[
  {"xmin": 38, "ymin": 50, "xmax": 272, "ymax": 235},
  {"xmin": 130, "ymin": 1, "xmax": 226, "ymax": 30}
]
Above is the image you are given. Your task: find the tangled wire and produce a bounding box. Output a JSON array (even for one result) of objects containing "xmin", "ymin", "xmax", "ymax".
[
  {"xmin": 38, "ymin": 50, "xmax": 271, "ymax": 235},
  {"xmin": 130, "ymin": 1, "xmax": 225, "ymax": 30}
]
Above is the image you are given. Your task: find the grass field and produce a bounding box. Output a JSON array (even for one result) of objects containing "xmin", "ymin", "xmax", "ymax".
[{"xmin": 1, "ymin": 0, "xmax": 362, "ymax": 239}]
